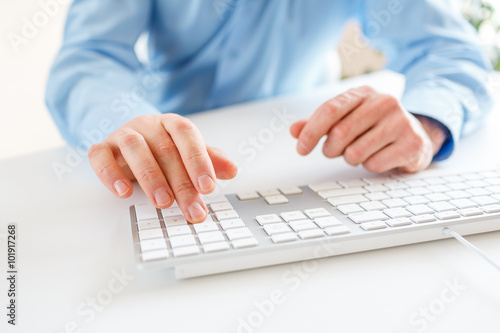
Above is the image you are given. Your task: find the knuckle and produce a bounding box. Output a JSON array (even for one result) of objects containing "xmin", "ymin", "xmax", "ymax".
[
  {"xmin": 87, "ymin": 142, "xmax": 105, "ymax": 160},
  {"xmin": 172, "ymin": 117, "xmax": 195, "ymax": 133},
  {"xmin": 118, "ymin": 130, "xmax": 144, "ymax": 149},
  {"xmin": 380, "ymin": 94, "xmax": 399, "ymax": 110},
  {"xmin": 153, "ymin": 139, "xmax": 177, "ymax": 158},
  {"xmin": 363, "ymin": 160, "xmax": 385, "ymax": 173},
  {"xmin": 322, "ymin": 142, "xmax": 339, "ymax": 159},
  {"xmin": 185, "ymin": 149, "xmax": 207, "ymax": 165},
  {"xmin": 138, "ymin": 166, "xmax": 161, "ymax": 183},
  {"xmin": 344, "ymin": 146, "xmax": 362, "ymax": 165},
  {"xmin": 96, "ymin": 161, "xmax": 115, "ymax": 179},
  {"xmin": 322, "ymin": 99, "xmax": 340, "ymax": 117},
  {"xmin": 332, "ymin": 123, "xmax": 349, "ymax": 140},
  {"xmin": 172, "ymin": 180, "xmax": 196, "ymax": 197}
]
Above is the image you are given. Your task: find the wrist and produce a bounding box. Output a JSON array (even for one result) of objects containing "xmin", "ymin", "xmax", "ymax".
[{"xmin": 414, "ymin": 115, "xmax": 447, "ymax": 156}]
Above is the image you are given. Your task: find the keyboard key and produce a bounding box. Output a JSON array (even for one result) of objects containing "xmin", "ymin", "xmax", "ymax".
[
  {"xmin": 360, "ymin": 221, "xmax": 387, "ymax": 231},
  {"xmin": 170, "ymin": 234, "xmax": 197, "ymax": 248},
  {"xmin": 471, "ymin": 196, "xmax": 498, "ymax": 206},
  {"xmin": 482, "ymin": 204, "xmax": 500, "ymax": 213},
  {"xmin": 198, "ymin": 231, "xmax": 225, "ymax": 244},
  {"xmin": 466, "ymin": 188, "xmax": 490, "ymax": 197},
  {"xmin": 161, "ymin": 207, "xmax": 183, "ymax": 218},
  {"xmin": 264, "ymin": 195, "xmax": 289, "ymax": 205},
  {"xmin": 166, "ymin": 225, "xmax": 192, "ymax": 237},
  {"xmin": 259, "ymin": 189, "xmax": 280, "ymax": 196},
  {"xmin": 407, "ymin": 187, "xmax": 431, "ymax": 196},
  {"xmin": 193, "ymin": 222, "xmax": 219, "ymax": 233},
  {"xmin": 365, "ymin": 192, "xmax": 390, "ymax": 201},
  {"xmin": 410, "ymin": 214, "xmax": 436, "ymax": 224},
  {"xmin": 327, "ymin": 195, "xmax": 369, "ymax": 206},
  {"xmin": 446, "ymin": 190, "xmax": 470, "ymax": 199},
  {"xmin": 466, "ymin": 180, "xmax": 489, "ymax": 188},
  {"xmin": 134, "ymin": 203, "xmax": 159, "ymax": 221},
  {"xmin": 289, "ymin": 220, "xmax": 318, "ymax": 232},
  {"xmin": 314, "ymin": 216, "xmax": 342, "ymax": 228},
  {"xmin": 404, "ymin": 196, "xmax": 430, "ymax": 205},
  {"xmin": 138, "ymin": 228, "xmax": 164, "ymax": 241},
  {"xmin": 485, "ymin": 178, "xmax": 500, "ymax": 185},
  {"xmin": 142, "ymin": 249, "xmax": 169, "ymax": 262},
  {"xmin": 441, "ymin": 175, "xmax": 463, "ymax": 183},
  {"xmin": 318, "ymin": 187, "xmax": 367, "ymax": 199},
  {"xmin": 363, "ymin": 176, "xmax": 393, "ymax": 185},
  {"xmin": 382, "ymin": 198, "xmax": 407, "ymax": 208},
  {"xmin": 308, "ymin": 181, "xmax": 342, "ymax": 192},
  {"xmin": 406, "ymin": 205, "xmax": 435, "ymax": 215},
  {"xmin": 202, "ymin": 193, "xmax": 229, "ymax": 204},
  {"xmin": 339, "ymin": 179, "xmax": 368, "ymax": 187},
  {"xmin": 384, "ymin": 181, "xmax": 408, "ymax": 190},
  {"xmin": 298, "ymin": 229, "xmax": 324, "ymax": 239},
  {"xmin": 462, "ymin": 173, "xmax": 482, "ymax": 180},
  {"xmin": 324, "ymin": 225, "xmax": 350, "ymax": 236},
  {"xmin": 348, "ymin": 211, "xmax": 388, "ymax": 223},
  {"xmin": 137, "ymin": 219, "xmax": 161, "ymax": 231},
  {"xmin": 383, "ymin": 208, "xmax": 412, "ymax": 219},
  {"xmin": 215, "ymin": 210, "xmax": 239, "ymax": 220},
  {"xmin": 386, "ymin": 218, "xmax": 412, "ymax": 227},
  {"xmin": 279, "ymin": 186, "xmax": 303, "ymax": 195},
  {"xmin": 163, "ymin": 216, "xmax": 188, "ymax": 227},
  {"xmin": 271, "ymin": 233, "xmax": 299, "ymax": 243},
  {"xmin": 280, "ymin": 211, "xmax": 307, "ymax": 222},
  {"xmin": 232, "ymin": 238, "xmax": 258, "ymax": 249},
  {"xmin": 304, "ymin": 208, "xmax": 331, "ymax": 219},
  {"xmin": 364, "ymin": 184, "xmax": 389, "ymax": 192},
  {"xmin": 459, "ymin": 208, "xmax": 483, "ymax": 217},
  {"xmin": 435, "ymin": 211, "xmax": 461, "ymax": 220},
  {"xmin": 425, "ymin": 193, "xmax": 450, "ymax": 202},
  {"xmin": 226, "ymin": 227, "xmax": 253, "ymax": 240},
  {"xmin": 481, "ymin": 171, "xmax": 500, "ymax": 179},
  {"xmin": 173, "ymin": 245, "xmax": 200, "ymax": 257},
  {"xmin": 424, "ymin": 177, "xmax": 447, "ymax": 185},
  {"xmin": 237, "ymin": 191, "xmax": 260, "ymax": 200},
  {"xmin": 203, "ymin": 242, "xmax": 230, "ymax": 253},
  {"xmin": 427, "ymin": 185, "xmax": 450, "ymax": 193},
  {"xmin": 360, "ymin": 201, "xmax": 387, "ymax": 211},
  {"xmin": 449, "ymin": 199, "xmax": 477, "ymax": 209},
  {"xmin": 337, "ymin": 204, "xmax": 364, "ymax": 215},
  {"xmin": 428, "ymin": 201, "xmax": 455, "ymax": 212},
  {"xmin": 404, "ymin": 180, "xmax": 427, "ymax": 187},
  {"xmin": 386, "ymin": 190, "xmax": 412, "ymax": 198},
  {"xmin": 256, "ymin": 214, "xmax": 282, "ymax": 225},
  {"xmin": 447, "ymin": 183, "xmax": 470, "ymax": 191},
  {"xmin": 486, "ymin": 186, "xmax": 500, "ymax": 194},
  {"xmin": 263, "ymin": 223, "xmax": 291, "ymax": 235},
  {"xmin": 210, "ymin": 202, "xmax": 233, "ymax": 212},
  {"xmin": 220, "ymin": 218, "xmax": 246, "ymax": 230},
  {"xmin": 140, "ymin": 239, "xmax": 167, "ymax": 252}
]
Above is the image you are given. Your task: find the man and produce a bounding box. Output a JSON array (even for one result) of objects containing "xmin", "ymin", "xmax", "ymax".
[{"xmin": 46, "ymin": 0, "xmax": 493, "ymax": 223}]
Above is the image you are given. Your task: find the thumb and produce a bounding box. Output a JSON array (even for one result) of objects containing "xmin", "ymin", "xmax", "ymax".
[{"xmin": 206, "ymin": 146, "xmax": 238, "ymax": 180}]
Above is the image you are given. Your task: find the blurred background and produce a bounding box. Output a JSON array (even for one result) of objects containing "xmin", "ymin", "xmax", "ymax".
[{"xmin": 1, "ymin": 0, "xmax": 499, "ymax": 160}]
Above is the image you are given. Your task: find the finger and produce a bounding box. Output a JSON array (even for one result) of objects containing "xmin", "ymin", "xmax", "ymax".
[
  {"xmin": 117, "ymin": 129, "xmax": 174, "ymax": 208},
  {"xmin": 207, "ymin": 146, "xmax": 238, "ymax": 180},
  {"xmin": 296, "ymin": 86, "xmax": 372, "ymax": 155},
  {"xmin": 290, "ymin": 119, "xmax": 307, "ymax": 139},
  {"xmin": 149, "ymin": 130, "xmax": 208, "ymax": 223},
  {"xmin": 162, "ymin": 115, "xmax": 216, "ymax": 195},
  {"xmin": 88, "ymin": 143, "xmax": 133, "ymax": 198},
  {"xmin": 340, "ymin": 122, "xmax": 396, "ymax": 166}
]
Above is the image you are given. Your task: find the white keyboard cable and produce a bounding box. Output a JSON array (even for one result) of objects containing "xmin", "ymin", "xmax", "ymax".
[{"xmin": 442, "ymin": 227, "xmax": 500, "ymax": 273}]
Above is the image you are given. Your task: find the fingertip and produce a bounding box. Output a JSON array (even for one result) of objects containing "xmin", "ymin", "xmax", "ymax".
[
  {"xmin": 113, "ymin": 179, "xmax": 132, "ymax": 197},
  {"xmin": 296, "ymin": 141, "xmax": 309, "ymax": 155}
]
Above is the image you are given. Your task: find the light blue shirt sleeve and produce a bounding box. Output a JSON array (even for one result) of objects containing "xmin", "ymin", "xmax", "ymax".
[
  {"xmin": 45, "ymin": 0, "xmax": 159, "ymax": 148},
  {"xmin": 356, "ymin": 0, "xmax": 493, "ymax": 160}
]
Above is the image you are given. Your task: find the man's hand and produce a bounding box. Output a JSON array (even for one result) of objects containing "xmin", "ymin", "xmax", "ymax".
[
  {"xmin": 290, "ymin": 86, "xmax": 446, "ymax": 173},
  {"xmin": 88, "ymin": 114, "xmax": 238, "ymax": 223}
]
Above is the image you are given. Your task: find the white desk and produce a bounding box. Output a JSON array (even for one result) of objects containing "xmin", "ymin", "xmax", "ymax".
[{"xmin": 2, "ymin": 71, "xmax": 500, "ymax": 333}]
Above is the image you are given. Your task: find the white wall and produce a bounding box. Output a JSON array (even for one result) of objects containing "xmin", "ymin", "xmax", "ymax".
[{"xmin": 0, "ymin": 0, "xmax": 68, "ymax": 160}]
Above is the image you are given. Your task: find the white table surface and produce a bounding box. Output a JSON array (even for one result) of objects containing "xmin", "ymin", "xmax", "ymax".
[{"xmin": 1, "ymin": 71, "xmax": 500, "ymax": 333}]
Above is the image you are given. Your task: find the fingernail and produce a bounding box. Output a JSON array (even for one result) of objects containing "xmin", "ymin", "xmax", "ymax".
[
  {"xmin": 113, "ymin": 180, "xmax": 130, "ymax": 196},
  {"xmin": 297, "ymin": 142, "xmax": 308, "ymax": 155},
  {"xmin": 154, "ymin": 188, "xmax": 172, "ymax": 207},
  {"xmin": 189, "ymin": 202, "xmax": 206, "ymax": 222},
  {"xmin": 198, "ymin": 173, "xmax": 215, "ymax": 193}
]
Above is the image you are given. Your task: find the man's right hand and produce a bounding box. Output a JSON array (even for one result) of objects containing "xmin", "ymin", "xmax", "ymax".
[{"xmin": 87, "ymin": 114, "xmax": 238, "ymax": 223}]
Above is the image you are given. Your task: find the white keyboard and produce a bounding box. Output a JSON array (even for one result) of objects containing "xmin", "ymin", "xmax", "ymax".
[{"xmin": 129, "ymin": 167, "xmax": 500, "ymax": 279}]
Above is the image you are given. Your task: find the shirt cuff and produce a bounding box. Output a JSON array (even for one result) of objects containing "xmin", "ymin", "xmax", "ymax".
[{"xmin": 401, "ymin": 83, "xmax": 464, "ymax": 161}]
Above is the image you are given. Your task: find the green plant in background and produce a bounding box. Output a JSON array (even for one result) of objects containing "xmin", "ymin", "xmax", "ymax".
[{"xmin": 463, "ymin": 0, "xmax": 500, "ymax": 70}]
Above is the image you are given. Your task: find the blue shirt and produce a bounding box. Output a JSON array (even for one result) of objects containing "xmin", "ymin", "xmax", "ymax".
[{"xmin": 46, "ymin": 0, "xmax": 493, "ymax": 160}]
